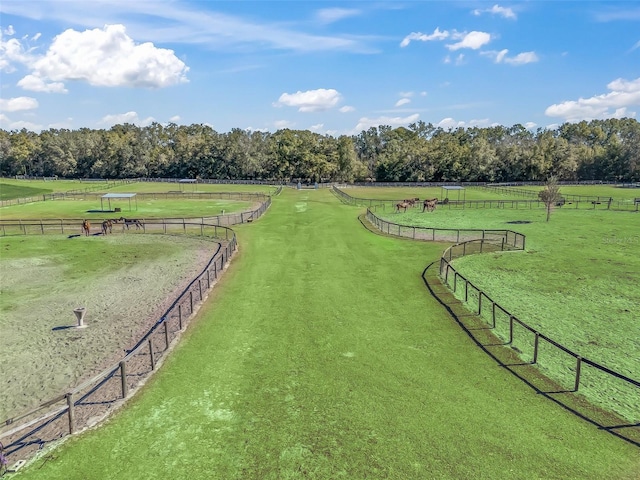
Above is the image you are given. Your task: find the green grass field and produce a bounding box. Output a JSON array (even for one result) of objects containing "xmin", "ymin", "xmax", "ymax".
[
  {"xmin": 0, "ymin": 183, "xmax": 53, "ymax": 200},
  {"xmin": 10, "ymin": 188, "xmax": 640, "ymax": 479},
  {"xmin": 488, "ymin": 184, "xmax": 640, "ymax": 201},
  {"xmin": 377, "ymin": 203, "xmax": 639, "ymax": 421},
  {"xmin": 0, "ymin": 197, "xmax": 254, "ymax": 220}
]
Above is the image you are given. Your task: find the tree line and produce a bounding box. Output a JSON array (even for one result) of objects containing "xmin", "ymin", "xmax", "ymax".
[{"xmin": 0, "ymin": 118, "xmax": 638, "ymax": 182}]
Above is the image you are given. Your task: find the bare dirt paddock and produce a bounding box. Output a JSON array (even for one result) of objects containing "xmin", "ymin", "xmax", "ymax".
[{"xmin": 0, "ymin": 234, "xmax": 221, "ymax": 422}]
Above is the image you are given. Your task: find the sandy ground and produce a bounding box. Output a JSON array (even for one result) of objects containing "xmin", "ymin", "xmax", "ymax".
[{"xmin": 0, "ymin": 235, "xmax": 216, "ymax": 421}]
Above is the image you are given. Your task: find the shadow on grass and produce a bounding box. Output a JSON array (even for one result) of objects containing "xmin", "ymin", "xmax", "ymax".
[{"xmin": 420, "ymin": 260, "xmax": 640, "ymax": 448}]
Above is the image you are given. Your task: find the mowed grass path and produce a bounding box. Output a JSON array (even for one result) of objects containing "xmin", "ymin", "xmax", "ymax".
[{"xmin": 18, "ymin": 189, "xmax": 639, "ymax": 479}]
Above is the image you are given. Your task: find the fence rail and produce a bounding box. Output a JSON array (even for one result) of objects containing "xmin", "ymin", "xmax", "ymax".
[
  {"xmin": 0, "ymin": 196, "xmax": 272, "ymax": 465},
  {"xmin": 361, "ymin": 197, "xmax": 638, "ymax": 425},
  {"xmin": 438, "ymin": 240, "xmax": 640, "ymax": 423},
  {"xmin": 333, "ymin": 185, "xmax": 639, "ymax": 211}
]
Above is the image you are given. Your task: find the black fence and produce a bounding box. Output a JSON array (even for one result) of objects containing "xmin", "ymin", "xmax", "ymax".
[
  {"xmin": 361, "ymin": 195, "xmax": 638, "ymax": 426},
  {"xmin": 438, "ymin": 240, "xmax": 640, "ymax": 424},
  {"xmin": 0, "ymin": 196, "xmax": 273, "ymax": 466},
  {"xmin": 333, "ymin": 185, "xmax": 639, "ymax": 212}
]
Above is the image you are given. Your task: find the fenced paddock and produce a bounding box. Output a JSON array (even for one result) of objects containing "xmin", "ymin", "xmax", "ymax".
[
  {"xmin": 364, "ymin": 202, "xmax": 639, "ymax": 427},
  {"xmin": 333, "ymin": 185, "xmax": 639, "ymax": 212},
  {"xmin": 0, "ymin": 220, "xmax": 237, "ymax": 464},
  {"xmin": 0, "ymin": 193, "xmax": 273, "ymax": 466},
  {"xmin": 438, "ymin": 240, "xmax": 640, "ymax": 424}
]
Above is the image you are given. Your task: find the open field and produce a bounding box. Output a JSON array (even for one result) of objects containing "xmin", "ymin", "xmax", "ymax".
[
  {"xmin": 0, "ymin": 183, "xmax": 52, "ymax": 201},
  {"xmin": 376, "ymin": 204, "xmax": 639, "ymax": 421},
  {"xmin": 342, "ymin": 186, "xmax": 522, "ymax": 201},
  {"xmin": 0, "ymin": 197, "xmax": 255, "ymax": 221},
  {"xmin": 486, "ymin": 184, "xmax": 640, "ymax": 201},
  {"xmin": 9, "ymin": 188, "xmax": 639, "ymax": 479}
]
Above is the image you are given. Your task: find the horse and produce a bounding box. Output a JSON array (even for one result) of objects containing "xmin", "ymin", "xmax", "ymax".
[
  {"xmin": 101, "ymin": 219, "xmax": 116, "ymax": 235},
  {"xmin": 82, "ymin": 219, "xmax": 91, "ymax": 236},
  {"xmin": 422, "ymin": 198, "xmax": 438, "ymax": 212},
  {"xmin": 403, "ymin": 197, "xmax": 419, "ymax": 207},
  {"xmin": 119, "ymin": 217, "xmax": 143, "ymax": 230},
  {"xmin": 395, "ymin": 201, "xmax": 410, "ymax": 213}
]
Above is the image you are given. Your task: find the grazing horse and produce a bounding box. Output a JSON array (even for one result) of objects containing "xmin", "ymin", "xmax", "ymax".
[
  {"xmin": 422, "ymin": 198, "xmax": 438, "ymax": 212},
  {"xmin": 395, "ymin": 201, "xmax": 410, "ymax": 213},
  {"xmin": 119, "ymin": 217, "xmax": 143, "ymax": 230},
  {"xmin": 81, "ymin": 219, "xmax": 91, "ymax": 236}
]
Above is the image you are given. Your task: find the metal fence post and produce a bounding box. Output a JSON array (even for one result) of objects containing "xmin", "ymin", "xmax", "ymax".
[{"xmin": 532, "ymin": 333, "xmax": 540, "ymax": 364}]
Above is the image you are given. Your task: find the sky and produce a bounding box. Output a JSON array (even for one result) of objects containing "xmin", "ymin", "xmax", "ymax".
[{"xmin": 0, "ymin": 1, "xmax": 639, "ymax": 136}]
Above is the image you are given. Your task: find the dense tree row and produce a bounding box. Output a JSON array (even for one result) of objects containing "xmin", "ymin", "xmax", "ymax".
[{"xmin": 0, "ymin": 118, "xmax": 638, "ymax": 182}]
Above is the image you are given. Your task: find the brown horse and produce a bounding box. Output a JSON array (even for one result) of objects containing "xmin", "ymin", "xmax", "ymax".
[
  {"xmin": 82, "ymin": 219, "xmax": 91, "ymax": 236},
  {"xmin": 119, "ymin": 217, "xmax": 143, "ymax": 230},
  {"xmin": 101, "ymin": 219, "xmax": 116, "ymax": 235},
  {"xmin": 422, "ymin": 198, "xmax": 438, "ymax": 212},
  {"xmin": 395, "ymin": 201, "xmax": 410, "ymax": 213}
]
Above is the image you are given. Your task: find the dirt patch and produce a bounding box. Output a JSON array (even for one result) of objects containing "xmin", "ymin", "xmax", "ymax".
[{"xmin": 0, "ymin": 235, "xmax": 217, "ymax": 420}]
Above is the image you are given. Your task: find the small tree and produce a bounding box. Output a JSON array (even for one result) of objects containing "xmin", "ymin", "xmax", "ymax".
[{"xmin": 538, "ymin": 176, "xmax": 562, "ymax": 222}]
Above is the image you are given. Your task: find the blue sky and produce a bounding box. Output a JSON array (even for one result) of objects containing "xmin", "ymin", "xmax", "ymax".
[{"xmin": 1, "ymin": 1, "xmax": 639, "ymax": 135}]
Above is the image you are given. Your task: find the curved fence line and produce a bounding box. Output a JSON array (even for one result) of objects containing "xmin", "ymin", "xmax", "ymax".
[
  {"xmin": 0, "ymin": 179, "xmax": 136, "ymax": 208},
  {"xmin": 333, "ymin": 185, "xmax": 638, "ymax": 211},
  {"xmin": 0, "ymin": 196, "xmax": 272, "ymax": 236},
  {"xmin": 362, "ymin": 204, "xmax": 638, "ymax": 424},
  {"xmin": 438, "ymin": 240, "xmax": 640, "ymax": 424},
  {"xmin": 0, "ymin": 196, "xmax": 272, "ymax": 465}
]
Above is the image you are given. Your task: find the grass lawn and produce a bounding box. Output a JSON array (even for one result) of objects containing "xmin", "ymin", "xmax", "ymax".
[
  {"xmin": 0, "ymin": 183, "xmax": 53, "ymax": 200},
  {"xmin": 109, "ymin": 181, "xmax": 280, "ymax": 195},
  {"xmin": 492, "ymin": 185, "xmax": 640, "ymax": 201},
  {"xmin": 379, "ymin": 205, "xmax": 639, "ymax": 422},
  {"xmin": 0, "ymin": 198, "xmax": 254, "ymax": 220},
  {"xmin": 13, "ymin": 188, "xmax": 640, "ymax": 479},
  {"xmin": 342, "ymin": 186, "xmax": 523, "ymax": 202}
]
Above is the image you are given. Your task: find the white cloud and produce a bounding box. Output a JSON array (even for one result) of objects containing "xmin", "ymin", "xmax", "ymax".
[
  {"xmin": 31, "ymin": 24, "xmax": 189, "ymax": 89},
  {"xmin": 0, "ymin": 31, "xmax": 36, "ymax": 72},
  {"xmin": 524, "ymin": 122, "xmax": 537, "ymax": 129},
  {"xmin": 399, "ymin": 91, "xmax": 413, "ymax": 98},
  {"xmin": 395, "ymin": 98, "xmax": 411, "ymax": 107},
  {"xmin": 274, "ymin": 88, "xmax": 342, "ymax": 112},
  {"xmin": 420, "ymin": 91, "xmax": 427, "ymax": 96},
  {"xmin": 32, "ymin": 33, "xmax": 41, "ymax": 41},
  {"xmin": 483, "ymin": 49, "xmax": 539, "ymax": 65},
  {"xmin": 17, "ymin": 74, "xmax": 68, "ymax": 93},
  {"xmin": 100, "ymin": 111, "xmax": 155, "ymax": 127},
  {"xmin": 545, "ymin": 76, "xmax": 640, "ymax": 121},
  {"xmin": 353, "ymin": 113, "xmax": 420, "ymax": 133},
  {"xmin": 274, "ymin": 119, "xmax": 295, "ymax": 129},
  {"xmin": 4, "ymin": 25, "xmax": 16, "ymax": 36},
  {"xmin": 0, "ymin": 114, "xmax": 43, "ymax": 131},
  {"xmin": 400, "ymin": 28, "xmax": 449, "ymax": 47},
  {"xmin": 436, "ymin": 117, "xmax": 492, "ymax": 129},
  {"xmin": 310, "ymin": 123, "xmax": 324, "ymax": 131},
  {"xmin": 316, "ymin": 8, "xmax": 361, "ymax": 24},
  {"xmin": 339, "ymin": 105, "xmax": 355, "ymax": 113},
  {"xmin": 0, "ymin": 1, "xmax": 375, "ymax": 54},
  {"xmin": 169, "ymin": 115, "xmax": 181, "ymax": 123},
  {"xmin": 446, "ymin": 31, "xmax": 491, "ymax": 51},
  {"xmin": 0, "ymin": 96, "xmax": 38, "ymax": 112},
  {"xmin": 472, "ymin": 4, "xmax": 517, "ymax": 19}
]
